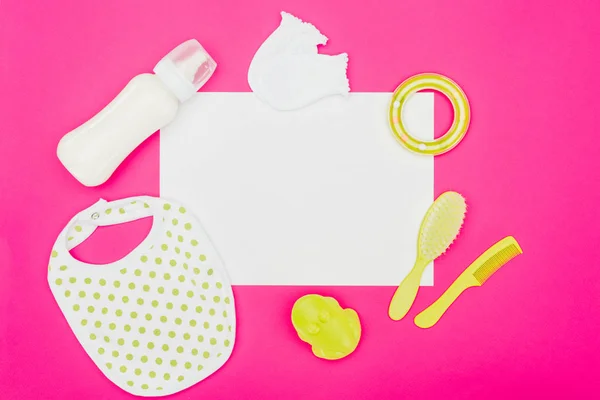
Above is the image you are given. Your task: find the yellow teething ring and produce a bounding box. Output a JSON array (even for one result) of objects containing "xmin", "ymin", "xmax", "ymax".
[{"xmin": 389, "ymin": 73, "xmax": 470, "ymax": 155}]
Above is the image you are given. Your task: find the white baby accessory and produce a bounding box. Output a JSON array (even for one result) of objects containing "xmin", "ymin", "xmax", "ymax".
[
  {"xmin": 57, "ymin": 40, "xmax": 216, "ymax": 187},
  {"xmin": 48, "ymin": 196, "xmax": 235, "ymax": 396},
  {"xmin": 248, "ymin": 12, "xmax": 350, "ymax": 110}
]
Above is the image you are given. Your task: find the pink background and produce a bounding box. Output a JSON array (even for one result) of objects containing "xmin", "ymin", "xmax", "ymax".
[{"xmin": 2, "ymin": 0, "xmax": 600, "ymax": 399}]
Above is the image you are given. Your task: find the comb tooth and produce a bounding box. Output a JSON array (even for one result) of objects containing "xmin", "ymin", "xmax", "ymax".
[
  {"xmin": 473, "ymin": 245, "xmax": 522, "ymax": 285},
  {"xmin": 473, "ymin": 248, "xmax": 518, "ymax": 284}
]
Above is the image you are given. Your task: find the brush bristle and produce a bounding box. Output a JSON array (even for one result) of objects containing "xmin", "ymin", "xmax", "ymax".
[
  {"xmin": 418, "ymin": 192, "xmax": 466, "ymax": 260},
  {"xmin": 473, "ymin": 244, "xmax": 522, "ymax": 284}
]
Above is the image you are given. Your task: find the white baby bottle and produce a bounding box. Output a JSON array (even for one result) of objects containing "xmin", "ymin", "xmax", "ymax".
[{"xmin": 57, "ymin": 39, "xmax": 216, "ymax": 187}]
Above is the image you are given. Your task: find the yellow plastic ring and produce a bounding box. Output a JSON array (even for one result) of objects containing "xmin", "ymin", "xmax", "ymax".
[{"xmin": 389, "ymin": 73, "xmax": 470, "ymax": 156}]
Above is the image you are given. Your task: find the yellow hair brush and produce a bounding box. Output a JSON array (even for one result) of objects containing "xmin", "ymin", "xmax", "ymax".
[
  {"xmin": 388, "ymin": 191, "xmax": 466, "ymax": 321},
  {"xmin": 415, "ymin": 236, "xmax": 523, "ymax": 328}
]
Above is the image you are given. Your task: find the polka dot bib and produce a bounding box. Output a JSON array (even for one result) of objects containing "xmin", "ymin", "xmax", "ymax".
[{"xmin": 48, "ymin": 196, "xmax": 236, "ymax": 397}]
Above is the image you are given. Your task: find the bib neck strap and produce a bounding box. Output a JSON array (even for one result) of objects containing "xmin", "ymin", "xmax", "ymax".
[{"xmin": 62, "ymin": 196, "xmax": 159, "ymax": 252}]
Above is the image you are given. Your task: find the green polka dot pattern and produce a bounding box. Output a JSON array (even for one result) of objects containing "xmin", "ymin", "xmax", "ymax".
[{"xmin": 47, "ymin": 196, "xmax": 235, "ymax": 396}]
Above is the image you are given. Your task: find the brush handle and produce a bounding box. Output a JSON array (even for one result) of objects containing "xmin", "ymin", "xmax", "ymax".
[
  {"xmin": 388, "ymin": 258, "xmax": 429, "ymax": 321},
  {"xmin": 414, "ymin": 277, "xmax": 477, "ymax": 328}
]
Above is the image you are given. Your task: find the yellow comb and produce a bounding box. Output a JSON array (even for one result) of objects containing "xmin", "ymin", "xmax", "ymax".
[{"xmin": 414, "ymin": 236, "xmax": 523, "ymax": 329}]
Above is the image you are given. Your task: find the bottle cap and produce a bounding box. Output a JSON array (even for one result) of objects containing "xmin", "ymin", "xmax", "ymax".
[{"xmin": 153, "ymin": 39, "xmax": 217, "ymax": 102}]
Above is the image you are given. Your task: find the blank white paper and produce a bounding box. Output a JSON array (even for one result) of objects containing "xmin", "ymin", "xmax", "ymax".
[{"xmin": 160, "ymin": 93, "xmax": 434, "ymax": 286}]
